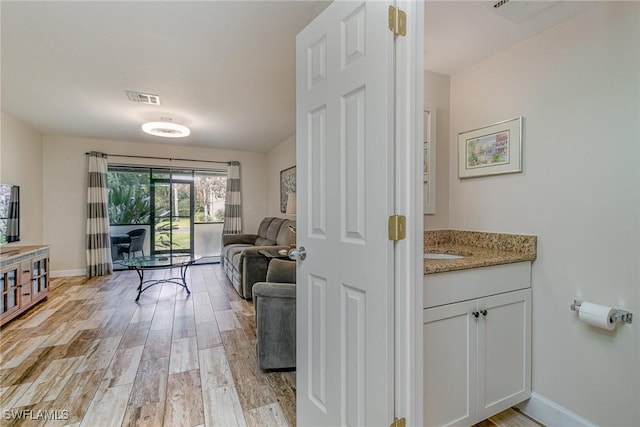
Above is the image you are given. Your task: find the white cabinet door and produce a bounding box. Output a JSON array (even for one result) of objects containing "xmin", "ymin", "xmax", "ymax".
[
  {"xmin": 423, "ymin": 289, "xmax": 531, "ymax": 427},
  {"xmin": 477, "ymin": 289, "xmax": 531, "ymax": 421},
  {"xmin": 423, "ymin": 300, "xmax": 477, "ymax": 427}
]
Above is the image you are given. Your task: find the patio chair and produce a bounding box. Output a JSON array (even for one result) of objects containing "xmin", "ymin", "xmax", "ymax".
[{"xmin": 117, "ymin": 228, "xmax": 146, "ymax": 259}]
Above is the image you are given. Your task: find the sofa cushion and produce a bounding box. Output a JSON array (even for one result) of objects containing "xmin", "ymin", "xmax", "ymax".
[
  {"xmin": 223, "ymin": 243, "xmax": 251, "ymax": 261},
  {"xmin": 257, "ymin": 217, "xmax": 276, "ymax": 239},
  {"xmin": 276, "ymin": 220, "xmax": 296, "ymax": 246},
  {"xmin": 266, "ymin": 259, "xmax": 296, "ymax": 283},
  {"xmin": 222, "ymin": 243, "xmax": 254, "ymax": 258},
  {"xmin": 255, "ymin": 237, "xmax": 276, "ymax": 247},
  {"xmin": 222, "ymin": 234, "xmax": 257, "ymax": 246},
  {"xmin": 265, "ymin": 218, "xmax": 286, "ymax": 241}
]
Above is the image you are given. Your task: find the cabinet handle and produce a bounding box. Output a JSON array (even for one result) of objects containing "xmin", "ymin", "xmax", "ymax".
[
  {"xmin": 472, "ymin": 311, "xmax": 480, "ymax": 318},
  {"xmin": 481, "ymin": 309, "xmax": 488, "ymax": 317},
  {"xmin": 23, "ymin": 293, "xmax": 30, "ymax": 296},
  {"xmin": 23, "ymin": 270, "xmax": 30, "ymax": 273},
  {"xmin": 17, "ymin": 285, "xmax": 22, "ymax": 288}
]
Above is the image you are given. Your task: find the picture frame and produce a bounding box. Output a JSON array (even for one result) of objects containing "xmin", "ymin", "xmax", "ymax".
[
  {"xmin": 423, "ymin": 141, "xmax": 429, "ymax": 183},
  {"xmin": 280, "ymin": 166, "xmax": 296, "ymax": 213},
  {"xmin": 423, "ymin": 106, "xmax": 436, "ymax": 214},
  {"xmin": 458, "ymin": 117, "xmax": 523, "ymax": 179}
]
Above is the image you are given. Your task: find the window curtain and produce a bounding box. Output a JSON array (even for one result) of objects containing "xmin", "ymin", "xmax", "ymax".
[
  {"xmin": 222, "ymin": 161, "xmax": 242, "ymax": 235},
  {"xmin": 86, "ymin": 151, "xmax": 112, "ymax": 277},
  {"xmin": 6, "ymin": 186, "xmax": 19, "ymax": 242}
]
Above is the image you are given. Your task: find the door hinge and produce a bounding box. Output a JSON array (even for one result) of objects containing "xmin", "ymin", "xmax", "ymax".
[
  {"xmin": 388, "ymin": 215, "xmax": 406, "ymax": 241},
  {"xmin": 388, "ymin": 5, "xmax": 407, "ymax": 36},
  {"xmin": 390, "ymin": 417, "xmax": 407, "ymax": 427}
]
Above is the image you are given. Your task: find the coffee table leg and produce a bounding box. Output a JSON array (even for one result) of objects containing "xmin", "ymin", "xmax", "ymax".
[
  {"xmin": 181, "ymin": 263, "xmax": 192, "ymax": 295},
  {"xmin": 134, "ymin": 267, "xmax": 144, "ymax": 302}
]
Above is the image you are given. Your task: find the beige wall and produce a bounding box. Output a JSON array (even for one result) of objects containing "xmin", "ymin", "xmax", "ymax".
[
  {"xmin": 423, "ymin": 70, "xmax": 450, "ymax": 230},
  {"xmin": 42, "ymin": 135, "xmax": 267, "ymax": 275},
  {"xmin": 0, "ymin": 113, "xmax": 44, "ymax": 245},
  {"xmin": 266, "ymin": 134, "xmax": 296, "ymax": 218},
  {"xmin": 449, "ymin": 3, "xmax": 639, "ymax": 424}
]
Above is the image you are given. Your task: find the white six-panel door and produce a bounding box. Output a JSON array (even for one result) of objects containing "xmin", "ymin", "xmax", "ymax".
[{"xmin": 296, "ymin": 1, "xmax": 396, "ymax": 425}]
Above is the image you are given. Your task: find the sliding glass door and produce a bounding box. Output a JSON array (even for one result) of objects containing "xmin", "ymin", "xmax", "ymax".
[
  {"xmin": 151, "ymin": 169, "xmax": 194, "ymax": 255},
  {"xmin": 108, "ymin": 166, "xmax": 226, "ymax": 265},
  {"xmin": 193, "ymin": 171, "xmax": 226, "ymax": 260}
]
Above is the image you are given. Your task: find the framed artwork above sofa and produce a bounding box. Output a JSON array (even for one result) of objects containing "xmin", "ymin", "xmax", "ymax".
[{"xmin": 280, "ymin": 166, "xmax": 296, "ymax": 213}]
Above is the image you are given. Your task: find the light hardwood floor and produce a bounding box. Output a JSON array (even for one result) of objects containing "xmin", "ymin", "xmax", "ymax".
[
  {"xmin": 0, "ymin": 263, "xmax": 540, "ymax": 427},
  {"xmin": 0, "ymin": 264, "xmax": 295, "ymax": 426}
]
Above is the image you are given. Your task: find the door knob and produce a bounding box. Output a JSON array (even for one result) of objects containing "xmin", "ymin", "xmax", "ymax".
[{"xmin": 289, "ymin": 247, "xmax": 306, "ymax": 261}]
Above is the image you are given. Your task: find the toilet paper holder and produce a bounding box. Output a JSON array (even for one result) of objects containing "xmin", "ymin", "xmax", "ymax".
[{"xmin": 570, "ymin": 300, "xmax": 633, "ymax": 324}]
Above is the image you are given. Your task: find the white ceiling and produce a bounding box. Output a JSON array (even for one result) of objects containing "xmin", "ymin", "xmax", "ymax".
[
  {"xmin": 424, "ymin": 1, "xmax": 595, "ymax": 76},
  {"xmin": 1, "ymin": 1, "xmax": 318, "ymax": 152},
  {"xmin": 2, "ymin": 1, "xmax": 594, "ymax": 152}
]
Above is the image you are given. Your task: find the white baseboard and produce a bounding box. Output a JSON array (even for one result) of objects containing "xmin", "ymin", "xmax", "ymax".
[
  {"xmin": 51, "ymin": 269, "xmax": 85, "ymax": 278},
  {"xmin": 517, "ymin": 392, "xmax": 597, "ymax": 427}
]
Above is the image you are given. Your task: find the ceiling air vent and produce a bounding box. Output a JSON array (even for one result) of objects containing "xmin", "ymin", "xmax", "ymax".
[
  {"xmin": 489, "ymin": 0, "xmax": 559, "ymax": 23},
  {"xmin": 125, "ymin": 90, "xmax": 160, "ymax": 105},
  {"xmin": 492, "ymin": 0, "xmax": 510, "ymax": 9}
]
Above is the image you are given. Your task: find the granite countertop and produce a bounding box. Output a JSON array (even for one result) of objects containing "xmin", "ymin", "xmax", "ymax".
[{"xmin": 424, "ymin": 230, "xmax": 536, "ymax": 274}]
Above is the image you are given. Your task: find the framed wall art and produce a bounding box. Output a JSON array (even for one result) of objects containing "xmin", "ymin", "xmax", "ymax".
[
  {"xmin": 280, "ymin": 166, "xmax": 296, "ymax": 213},
  {"xmin": 458, "ymin": 117, "xmax": 523, "ymax": 179},
  {"xmin": 424, "ymin": 106, "xmax": 436, "ymax": 214}
]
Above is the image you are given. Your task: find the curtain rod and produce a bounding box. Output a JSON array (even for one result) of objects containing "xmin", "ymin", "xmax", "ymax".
[{"xmin": 85, "ymin": 152, "xmax": 230, "ymax": 165}]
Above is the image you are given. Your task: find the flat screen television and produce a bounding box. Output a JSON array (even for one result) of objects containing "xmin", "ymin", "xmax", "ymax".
[{"xmin": 0, "ymin": 184, "xmax": 20, "ymax": 244}]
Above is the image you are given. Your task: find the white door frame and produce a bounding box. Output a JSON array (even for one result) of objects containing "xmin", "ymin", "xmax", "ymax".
[{"xmin": 393, "ymin": 1, "xmax": 424, "ymax": 425}]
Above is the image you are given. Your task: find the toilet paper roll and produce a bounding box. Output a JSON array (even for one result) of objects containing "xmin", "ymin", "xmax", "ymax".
[{"xmin": 578, "ymin": 302, "xmax": 616, "ymax": 330}]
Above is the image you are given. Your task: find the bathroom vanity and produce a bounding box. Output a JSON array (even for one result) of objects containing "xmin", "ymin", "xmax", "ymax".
[{"xmin": 423, "ymin": 230, "xmax": 536, "ymax": 427}]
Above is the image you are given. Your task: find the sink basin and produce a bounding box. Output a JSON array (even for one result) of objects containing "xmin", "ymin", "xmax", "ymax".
[{"xmin": 424, "ymin": 253, "xmax": 466, "ymax": 260}]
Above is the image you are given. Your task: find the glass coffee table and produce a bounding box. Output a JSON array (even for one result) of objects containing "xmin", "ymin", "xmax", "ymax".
[{"xmin": 115, "ymin": 254, "xmax": 201, "ymax": 302}]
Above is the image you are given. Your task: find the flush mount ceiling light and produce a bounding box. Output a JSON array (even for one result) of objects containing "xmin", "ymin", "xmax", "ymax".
[{"xmin": 141, "ymin": 119, "xmax": 190, "ymax": 138}]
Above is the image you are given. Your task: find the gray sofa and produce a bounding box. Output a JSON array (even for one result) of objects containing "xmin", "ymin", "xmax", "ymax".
[
  {"xmin": 253, "ymin": 259, "xmax": 296, "ymax": 370},
  {"xmin": 221, "ymin": 217, "xmax": 296, "ymax": 299}
]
